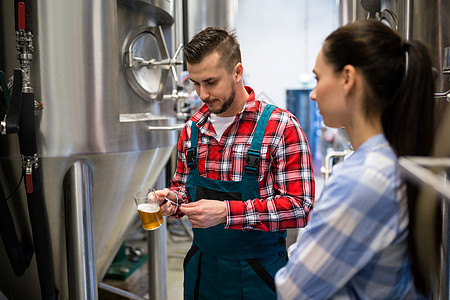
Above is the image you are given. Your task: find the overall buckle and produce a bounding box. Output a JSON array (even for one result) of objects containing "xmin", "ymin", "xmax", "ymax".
[
  {"xmin": 186, "ymin": 147, "xmax": 197, "ymax": 168},
  {"xmin": 245, "ymin": 150, "xmax": 260, "ymax": 174}
]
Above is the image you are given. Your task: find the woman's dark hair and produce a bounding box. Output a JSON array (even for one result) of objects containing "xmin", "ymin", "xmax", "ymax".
[
  {"xmin": 323, "ymin": 19, "xmax": 435, "ymax": 157},
  {"xmin": 183, "ymin": 27, "xmax": 241, "ymax": 73},
  {"xmin": 323, "ymin": 19, "xmax": 436, "ymax": 296}
]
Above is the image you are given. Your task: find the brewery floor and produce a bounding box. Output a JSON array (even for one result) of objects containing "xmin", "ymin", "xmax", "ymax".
[
  {"xmin": 99, "ymin": 160, "xmax": 324, "ymax": 300},
  {"xmin": 98, "ymin": 218, "xmax": 192, "ymax": 300},
  {"xmin": 98, "ymin": 221, "xmax": 302, "ymax": 300}
]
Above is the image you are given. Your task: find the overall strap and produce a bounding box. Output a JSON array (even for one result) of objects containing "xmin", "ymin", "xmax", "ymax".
[
  {"xmin": 244, "ymin": 104, "xmax": 276, "ymax": 178},
  {"xmin": 186, "ymin": 121, "xmax": 199, "ymax": 169}
]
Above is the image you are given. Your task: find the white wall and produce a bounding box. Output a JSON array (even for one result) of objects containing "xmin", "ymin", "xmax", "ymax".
[{"xmin": 235, "ymin": 0, "xmax": 339, "ymax": 108}]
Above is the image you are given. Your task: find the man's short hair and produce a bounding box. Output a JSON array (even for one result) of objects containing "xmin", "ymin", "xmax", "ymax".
[{"xmin": 183, "ymin": 27, "xmax": 241, "ymax": 73}]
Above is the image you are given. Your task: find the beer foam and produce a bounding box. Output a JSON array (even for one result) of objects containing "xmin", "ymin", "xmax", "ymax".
[{"xmin": 138, "ymin": 203, "xmax": 160, "ymax": 213}]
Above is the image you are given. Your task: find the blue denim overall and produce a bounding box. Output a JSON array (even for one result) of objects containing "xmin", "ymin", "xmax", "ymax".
[{"xmin": 183, "ymin": 105, "xmax": 287, "ymax": 300}]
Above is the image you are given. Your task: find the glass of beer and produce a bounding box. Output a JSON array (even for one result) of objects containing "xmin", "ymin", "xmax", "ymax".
[{"xmin": 134, "ymin": 188, "xmax": 164, "ymax": 231}]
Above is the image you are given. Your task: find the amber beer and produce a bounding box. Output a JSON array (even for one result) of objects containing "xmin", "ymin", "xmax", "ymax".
[{"xmin": 137, "ymin": 202, "xmax": 164, "ymax": 230}]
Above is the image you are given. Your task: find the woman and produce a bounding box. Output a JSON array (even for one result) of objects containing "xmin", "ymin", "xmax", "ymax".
[{"xmin": 275, "ymin": 19, "xmax": 436, "ymax": 299}]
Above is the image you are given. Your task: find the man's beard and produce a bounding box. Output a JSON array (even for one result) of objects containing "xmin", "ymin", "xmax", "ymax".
[{"xmin": 212, "ymin": 84, "xmax": 235, "ymax": 115}]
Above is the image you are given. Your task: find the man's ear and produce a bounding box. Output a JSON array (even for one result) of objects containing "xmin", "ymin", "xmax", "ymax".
[
  {"xmin": 234, "ymin": 63, "xmax": 243, "ymax": 82},
  {"xmin": 342, "ymin": 64, "xmax": 357, "ymax": 97}
]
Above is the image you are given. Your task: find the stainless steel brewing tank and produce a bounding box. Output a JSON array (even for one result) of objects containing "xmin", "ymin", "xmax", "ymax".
[
  {"xmin": 186, "ymin": 0, "xmax": 238, "ymax": 38},
  {"xmin": 339, "ymin": 0, "xmax": 450, "ymax": 96},
  {"xmin": 400, "ymin": 0, "xmax": 450, "ymax": 94},
  {"xmin": 339, "ymin": 0, "xmax": 368, "ymax": 26},
  {"xmin": 0, "ymin": 0, "xmax": 179, "ymax": 298}
]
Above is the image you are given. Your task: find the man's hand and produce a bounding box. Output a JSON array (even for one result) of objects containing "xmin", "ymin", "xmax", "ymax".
[
  {"xmin": 150, "ymin": 188, "xmax": 178, "ymax": 217},
  {"xmin": 178, "ymin": 199, "xmax": 227, "ymax": 228}
]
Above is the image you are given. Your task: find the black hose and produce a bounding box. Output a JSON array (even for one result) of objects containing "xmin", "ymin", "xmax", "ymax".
[
  {"xmin": 24, "ymin": 166, "xmax": 59, "ymax": 300},
  {"xmin": 6, "ymin": 69, "xmax": 22, "ymax": 134},
  {"xmin": 19, "ymin": 92, "xmax": 58, "ymax": 300},
  {"xmin": 0, "ymin": 180, "xmax": 33, "ymax": 277},
  {"xmin": 0, "ymin": 70, "xmax": 10, "ymax": 108},
  {"xmin": 0, "ymin": 69, "xmax": 33, "ymax": 277}
]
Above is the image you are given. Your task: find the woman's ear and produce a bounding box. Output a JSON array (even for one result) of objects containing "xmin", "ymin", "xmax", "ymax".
[{"xmin": 342, "ymin": 64, "xmax": 357, "ymax": 97}]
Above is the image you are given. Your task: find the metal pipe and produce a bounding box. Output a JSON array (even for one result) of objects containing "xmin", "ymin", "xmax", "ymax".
[
  {"xmin": 403, "ymin": 0, "xmax": 413, "ymax": 41},
  {"xmin": 63, "ymin": 159, "xmax": 98, "ymax": 300},
  {"xmin": 148, "ymin": 124, "xmax": 185, "ymax": 131},
  {"xmin": 399, "ymin": 156, "xmax": 450, "ymax": 299},
  {"xmin": 321, "ymin": 150, "xmax": 351, "ymax": 182},
  {"xmin": 148, "ymin": 220, "xmax": 168, "ymax": 300},
  {"xmin": 434, "ymin": 90, "xmax": 450, "ymax": 102},
  {"xmin": 439, "ymin": 198, "xmax": 449, "ymax": 300},
  {"xmin": 98, "ymin": 282, "xmax": 148, "ymax": 300},
  {"xmin": 398, "ymin": 157, "xmax": 450, "ymax": 200}
]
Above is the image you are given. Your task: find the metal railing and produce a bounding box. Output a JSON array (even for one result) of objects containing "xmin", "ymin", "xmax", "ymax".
[{"xmin": 399, "ymin": 156, "xmax": 450, "ymax": 300}]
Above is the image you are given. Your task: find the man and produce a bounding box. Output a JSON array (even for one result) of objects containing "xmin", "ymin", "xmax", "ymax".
[{"xmin": 153, "ymin": 27, "xmax": 314, "ymax": 300}]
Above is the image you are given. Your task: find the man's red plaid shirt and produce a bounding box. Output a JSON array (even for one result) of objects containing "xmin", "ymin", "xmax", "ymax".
[{"xmin": 170, "ymin": 86, "xmax": 315, "ymax": 232}]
